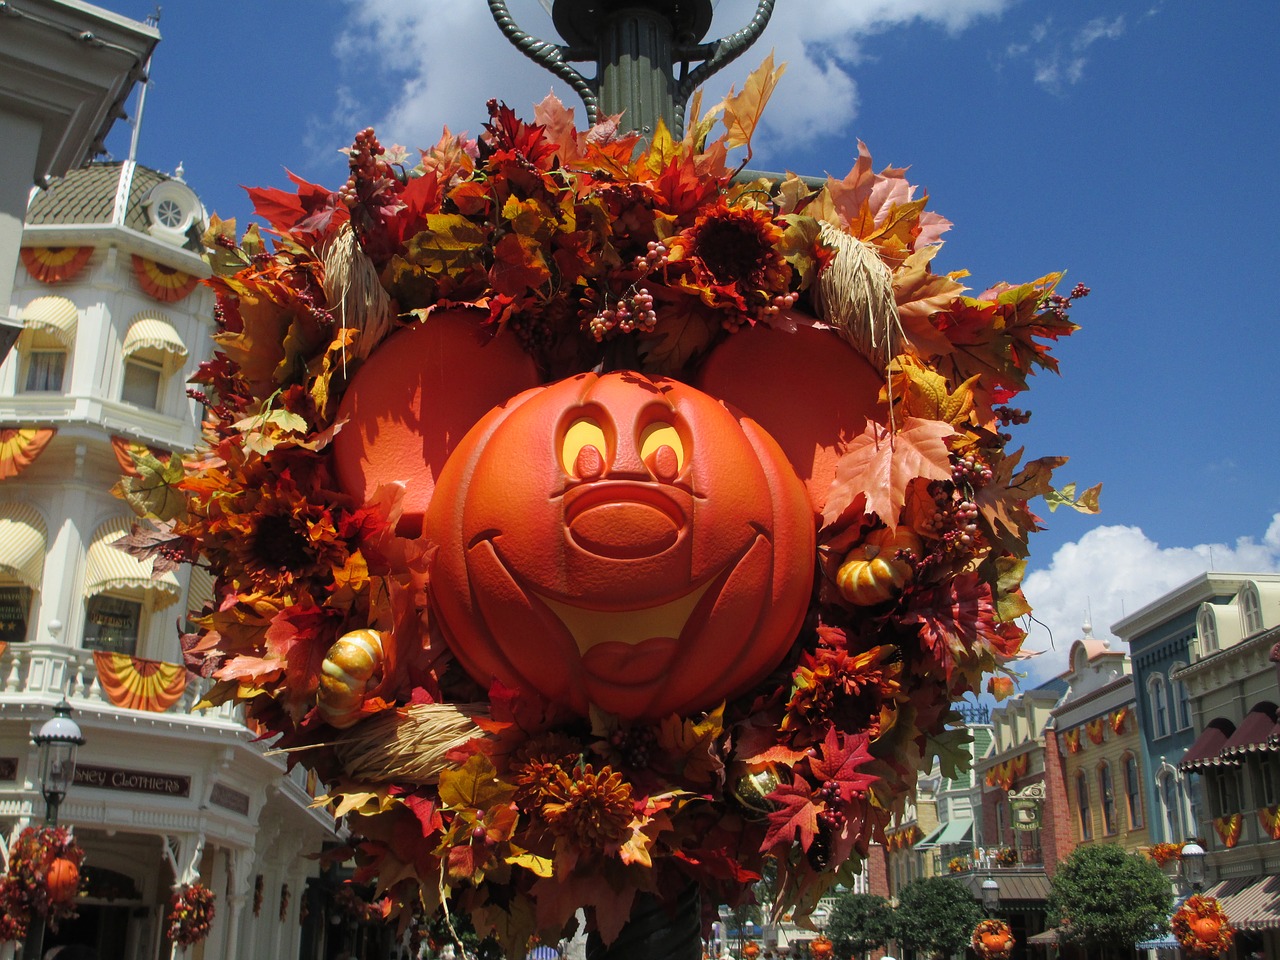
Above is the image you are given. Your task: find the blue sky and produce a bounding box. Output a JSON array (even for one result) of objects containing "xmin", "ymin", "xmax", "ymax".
[{"xmin": 95, "ymin": 0, "xmax": 1280, "ymax": 685}]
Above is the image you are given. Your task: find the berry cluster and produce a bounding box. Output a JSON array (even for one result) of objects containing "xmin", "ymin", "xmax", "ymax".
[
  {"xmin": 583, "ymin": 286, "xmax": 658, "ymax": 341},
  {"xmin": 951, "ymin": 453, "xmax": 994, "ymax": 489},
  {"xmin": 630, "ymin": 240, "xmax": 669, "ymax": 273},
  {"xmin": 993, "ymin": 406, "xmax": 1031, "ymax": 426},
  {"xmin": 721, "ymin": 292, "xmax": 800, "ymax": 333},
  {"xmin": 608, "ymin": 725, "xmax": 657, "ymax": 770},
  {"xmin": 1045, "ymin": 281, "xmax": 1091, "ymax": 319},
  {"xmin": 337, "ymin": 127, "xmax": 397, "ymax": 208}
]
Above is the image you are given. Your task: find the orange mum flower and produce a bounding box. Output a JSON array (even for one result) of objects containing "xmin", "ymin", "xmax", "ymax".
[
  {"xmin": 540, "ymin": 764, "xmax": 634, "ymax": 853},
  {"xmin": 784, "ymin": 644, "xmax": 901, "ymax": 740}
]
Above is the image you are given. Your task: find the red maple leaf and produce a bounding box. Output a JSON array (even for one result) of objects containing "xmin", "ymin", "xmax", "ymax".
[
  {"xmin": 760, "ymin": 781, "xmax": 822, "ymax": 853},
  {"xmin": 808, "ymin": 727, "xmax": 878, "ymax": 804},
  {"xmin": 263, "ymin": 602, "xmax": 341, "ymax": 713}
]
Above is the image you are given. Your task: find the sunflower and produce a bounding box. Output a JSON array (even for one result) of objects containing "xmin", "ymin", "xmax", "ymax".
[
  {"xmin": 665, "ymin": 201, "xmax": 791, "ymax": 317},
  {"xmin": 784, "ymin": 644, "xmax": 901, "ymax": 741}
]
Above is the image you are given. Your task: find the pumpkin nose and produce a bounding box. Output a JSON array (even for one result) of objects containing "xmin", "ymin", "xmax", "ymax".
[{"xmin": 565, "ymin": 485, "xmax": 684, "ymax": 560}]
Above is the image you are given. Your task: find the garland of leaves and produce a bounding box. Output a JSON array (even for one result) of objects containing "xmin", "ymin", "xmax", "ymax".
[
  {"xmin": 972, "ymin": 919, "xmax": 1015, "ymax": 960},
  {"xmin": 1171, "ymin": 894, "xmax": 1233, "ymax": 958},
  {"xmin": 1147, "ymin": 841, "xmax": 1182, "ymax": 868},
  {"xmin": 0, "ymin": 826, "xmax": 84, "ymax": 943},
  {"xmin": 114, "ymin": 62, "xmax": 1089, "ymax": 954},
  {"xmin": 166, "ymin": 882, "xmax": 216, "ymax": 947}
]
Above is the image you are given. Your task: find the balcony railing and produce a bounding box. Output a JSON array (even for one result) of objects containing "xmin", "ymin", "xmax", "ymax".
[{"xmin": 0, "ymin": 641, "xmax": 240, "ymax": 724}]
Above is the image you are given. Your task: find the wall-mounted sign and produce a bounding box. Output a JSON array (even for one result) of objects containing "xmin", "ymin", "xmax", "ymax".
[
  {"xmin": 1009, "ymin": 781, "xmax": 1046, "ymax": 832},
  {"xmin": 0, "ymin": 586, "xmax": 30, "ymax": 643},
  {"xmin": 74, "ymin": 763, "xmax": 190, "ymax": 797},
  {"xmin": 209, "ymin": 782, "xmax": 250, "ymax": 816}
]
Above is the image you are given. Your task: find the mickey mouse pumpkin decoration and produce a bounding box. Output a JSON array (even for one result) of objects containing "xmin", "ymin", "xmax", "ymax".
[{"xmin": 153, "ymin": 67, "xmax": 1089, "ymax": 958}]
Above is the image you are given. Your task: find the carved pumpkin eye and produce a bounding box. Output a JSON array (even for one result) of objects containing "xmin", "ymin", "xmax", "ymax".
[
  {"xmin": 562, "ymin": 417, "xmax": 609, "ymax": 477},
  {"xmin": 638, "ymin": 422, "xmax": 684, "ymax": 477}
]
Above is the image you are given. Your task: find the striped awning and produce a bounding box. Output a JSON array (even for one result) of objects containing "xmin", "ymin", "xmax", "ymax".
[
  {"xmin": 0, "ymin": 502, "xmax": 47, "ymax": 589},
  {"xmin": 19, "ymin": 296, "xmax": 78, "ymax": 348},
  {"xmin": 1180, "ymin": 717, "xmax": 1237, "ymax": 770},
  {"xmin": 1220, "ymin": 702, "xmax": 1279, "ymax": 758},
  {"xmin": 1203, "ymin": 875, "xmax": 1280, "ymax": 931},
  {"xmin": 83, "ymin": 517, "xmax": 180, "ymax": 608},
  {"xmin": 186, "ymin": 564, "xmax": 214, "ymax": 616},
  {"xmin": 123, "ymin": 313, "xmax": 187, "ymax": 371}
]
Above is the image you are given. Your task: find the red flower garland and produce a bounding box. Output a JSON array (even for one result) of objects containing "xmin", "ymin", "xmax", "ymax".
[
  {"xmin": 1171, "ymin": 894, "xmax": 1233, "ymax": 958},
  {"xmin": 0, "ymin": 826, "xmax": 84, "ymax": 943},
  {"xmin": 166, "ymin": 882, "xmax": 216, "ymax": 947}
]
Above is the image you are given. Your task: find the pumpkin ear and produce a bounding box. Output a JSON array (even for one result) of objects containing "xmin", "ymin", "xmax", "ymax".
[
  {"xmin": 693, "ymin": 309, "xmax": 886, "ymax": 516},
  {"xmin": 332, "ymin": 309, "xmax": 541, "ymax": 536}
]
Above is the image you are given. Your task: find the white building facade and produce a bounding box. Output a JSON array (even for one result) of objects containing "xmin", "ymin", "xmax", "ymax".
[{"xmin": 0, "ymin": 157, "xmax": 335, "ymax": 959}]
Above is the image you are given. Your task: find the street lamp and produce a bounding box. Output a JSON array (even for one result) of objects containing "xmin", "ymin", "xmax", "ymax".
[
  {"xmin": 488, "ymin": 0, "xmax": 775, "ymax": 137},
  {"xmin": 981, "ymin": 876, "xmax": 1001, "ymax": 912},
  {"xmin": 22, "ymin": 700, "xmax": 84, "ymax": 960},
  {"xmin": 1179, "ymin": 840, "xmax": 1206, "ymax": 893},
  {"xmin": 33, "ymin": 699, "xmax": 84, "ymax": 825}
]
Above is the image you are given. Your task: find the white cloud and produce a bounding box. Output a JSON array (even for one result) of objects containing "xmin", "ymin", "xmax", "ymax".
[
  {"xmin": 1016, "ymin": 515, "xmax": 1280, "ymax": 688},
  {"xmin": 1015, "ymin": 13, "xmax": 1126, "ymax": 93},
  {"xmin": 328, "ymin": 0, "xmax": 1018, "ymax": 159}
]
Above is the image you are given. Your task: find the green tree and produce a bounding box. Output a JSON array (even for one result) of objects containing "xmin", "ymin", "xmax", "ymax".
[
  {"xmin": 893, "ymin": 876, "xmax": 982, "ymax": 959},
  {"xmin": 1046, "ymin": 843, "xmax": 1172, "ymax": 957},
  {"xmin": 827, "ymin": 892, "xmax": 893, "ymax": 960}
]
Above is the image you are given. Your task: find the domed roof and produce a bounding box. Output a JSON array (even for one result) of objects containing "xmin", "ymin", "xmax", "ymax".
[{"xmin": 25, "ymin": 161, "xmax": 205, "ymax": 253}]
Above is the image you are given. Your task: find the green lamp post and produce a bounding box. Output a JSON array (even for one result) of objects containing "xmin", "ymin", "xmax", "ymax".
[{"xmin": 487, "ymin": 0, "xmax": 776, "ymax": 138}]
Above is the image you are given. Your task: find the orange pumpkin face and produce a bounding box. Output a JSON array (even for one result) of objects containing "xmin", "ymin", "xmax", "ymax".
[
  {"xmin": 425, "ymin": 372, "xmax": 815, "ymax": 719},
  {"xmin": 46, "ymin": 857, "xmax": 79, "ymax": 903},
  {"xmin": 1192, "ymin": 917, "xmax": 1222, "ymax": 943}
]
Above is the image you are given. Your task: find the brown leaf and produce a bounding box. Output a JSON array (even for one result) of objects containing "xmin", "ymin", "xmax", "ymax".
[{"xmin": 822, "ymin": 418, "xmax": 954, "ymax": 529}]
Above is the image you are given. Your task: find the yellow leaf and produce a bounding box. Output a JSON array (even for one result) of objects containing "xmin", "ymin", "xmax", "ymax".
[
  {"xmin": 716, "ymin": 53, "xmax": 786, "ymax": 152},
  {"xmin": 643, "ymin": 118, "xmax": 679, "ymax": 177},
  {"xmin": 505, "ymin": 851, "xmax": 554, "ymax": 878}
]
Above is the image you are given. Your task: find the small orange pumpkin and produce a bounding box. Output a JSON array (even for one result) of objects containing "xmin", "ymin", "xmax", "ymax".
[
  {"xmin": 46, "ymin": 857, "xmax": 79, "ymax": 904},
  {"xmin": 742, "ymin": 942, "xmax": 760, "ymax": 959},
  {"xmin": 981, "ymin": 930, "xmax": 1012, "ymax": 952},
  {"xmin": 836, "ymin": 526, "xmax": 921, "ymax": 605},
  {"xmin": 316, "ymin": 629, "xmax": 385, "ymax": 728},
  {"xmin": 1192, "ymin": 916, "xmax": 1222, "ymax": 943},
  {"xmin": 810, "ymin": 935, "xmax": 834, "ymax": 957},
  {"xmin": 425, "ymin": 371, "xmax": 815, "ymax": 719}
]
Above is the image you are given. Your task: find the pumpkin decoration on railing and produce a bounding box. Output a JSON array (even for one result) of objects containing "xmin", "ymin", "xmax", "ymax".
[
  {"xmin": 1172, "ymin": 895, "xmax": 1233, "ymax": 957},
  {"xmin": 118, "ymin": 56, "xmax": 1091, "ymax": 957},
  {"xmin": 742, "ymin": 941, "xmax": 761, "ymax": 959},
  {"xmin": 972, "ymin": 919, "xmax": 1015, "ymax": 960},
  {"xmin": 0, "ymin": 825, "xmax": 84, "ymax": 943},
  {"xmin": 810, "ymin": 934, "xmax": 835, "ymax": 957},
  {"xmin": 166, "ymin": 881, "xmax": 216, "ymax": 947}
]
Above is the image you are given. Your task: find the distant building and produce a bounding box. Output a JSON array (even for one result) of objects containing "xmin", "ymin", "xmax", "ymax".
[
  {"xmin": 1170, "ymin": 575, "xmax": 1280, "ymax": 951},
  {"xmin": 0, "ymin": 157, "xmax": 335, "ymax": 959},
  {"xmin": 1049, "ymin": 625, "xmax": 1148, "ymax": 854},
  {"xmin": 1112, "ymin": 574, "xmax": 1280, "ymax": 848}
]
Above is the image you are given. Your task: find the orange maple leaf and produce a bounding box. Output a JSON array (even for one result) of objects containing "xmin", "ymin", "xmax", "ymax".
[{"xmin": 822, "ymin": 418, "xmax": 954, "ymax": 529}]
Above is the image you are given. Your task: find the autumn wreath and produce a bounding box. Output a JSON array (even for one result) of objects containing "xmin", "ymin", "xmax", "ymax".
[
  {"xmin": 1147, "ymin": 841, "xmax": 1182, "ymax": 868},
  {"xmin": 1172, "ymin": 894, "xmax": 1233, "ymax": 957},
  {"xmin": 166, "ymin": 881, "xmax": 216, "ymax": 947},
  {"xmin": 114, "ymin": 61, "xmax": 1090, "ymax": 953},
  {"xmin": 972, "ymin": 919, "xmax": 1015, "ymax": 960},
  {"xmin": 0, "ymin": 826, "xmax": 84, "ymax": 943}
]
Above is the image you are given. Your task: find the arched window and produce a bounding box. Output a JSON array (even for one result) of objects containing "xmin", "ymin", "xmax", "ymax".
[
  {"xmin": 1098, "ymin": 762, "xmax": 1117, "ymax": 835},
  {"xmin": 1159, "ymin": 771, "xmax": 1184, "ymax": 842},
  {"xmin": 1198, "ymin": 606, "xmax": 1218, "ymax": 652},
  {"xmin": 121, "ymin": 312, "xmax": 187, "ymax": 412},
  {"xmin": 1240, "ymin": 583, "xmax": 1263, "ymax": 635},
  {"xmin": 17, "ymin": 296, "xmax": 77, "ymax": 393},
  {"xmin": 1148, "ymin": 673, "xmax": 1170, "ymax": 738},
  {"xmin": 1123, "ymin": 754, "xmax": 1144, "ymax": 829},
  {"xmin": 1076, "ymin": 772, "xmax": 1093, "ymax": 840}
]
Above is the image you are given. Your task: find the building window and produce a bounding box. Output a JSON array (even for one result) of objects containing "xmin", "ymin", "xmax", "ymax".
[
  {"xmin": 23, "ymin": 349, "xmax": 66, "ymax": 392},
  {"xmin": 1187, "ymin": 773, "xmax": 1205, "ymax": 839},
  {"xmin": 1254, "ymin": 758, "xmax": 1280, "ymax": 808},
  {"xmin": 83, "ymin": 595, "xmax": 142, "ymax": 655},
  {"xmin": 1160, "ymin": 771, "xmax": 1184, "ymax": 842},
  {"xmin": 1198, "ymin": 607, "xmax": 1218, "ymax": 652},
  {"xmin": 1211, "ymin": 768, "xmax": 1241, "ymax": 818},
  {"xmin": 1148, "ymin": 674, "xmax": 1170, "ymax": 738},
  {"xmin": 1124, "ymin": 754, "xmax": 1144, "ymax": 829},
  {"xmin": 0, "ymin": 584, "xmax": 32, "ymax": 642},
  {"xmin": 1076, "ymin": 773, "xmax": 1093, "ymax": 840},
  {"xmin": 1240, "ymin": 584, "xmax": 1263, "ymax": 635},
  {"xmin": 1172, "ymin": 673, "xmax": 1192, "ymax": 731},
  {"xmin": 1099, "ymin": 762, "xmax": 1117, "ymax": 835},
  {"xmin": 122, "ymin": 358, "xmax": 163, "ymax": 409}
]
